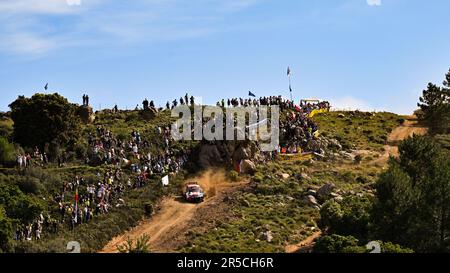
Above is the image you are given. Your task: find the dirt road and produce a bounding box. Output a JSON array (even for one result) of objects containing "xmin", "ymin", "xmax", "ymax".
[
  {"xmin": 100, "ymin": 169, "xmax": 247, "ymax": 253},
  {"xmin": 285, "ymin": 231, "xmax": 322, "ymax": 253},
  {"xmin": 381, "ymin": 116, "xmax": 428, "ymax": 159}
]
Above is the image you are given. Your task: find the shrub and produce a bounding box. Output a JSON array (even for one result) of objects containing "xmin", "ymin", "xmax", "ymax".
[
  {"xmin": 74, "ymin": 141, "xmax": 88, "ymax": 159},
  {"xmin": 380, "ymin": 242, "xmax": 414, "ymax": 253},
  {"xmin": 372, "ymin": 135, "xmax": 450, "ymax": 252},
  {"xmin": 0, "ymin": 206, "xmax": 14, "ymax": 252},
  {"xmin": 0, "ymin": 137, "xmax": 15, "ymax": 163},
  {"xmin": 319, "ymin": 196, "xmax": 372, "ymax": 241},
  {"xmin": 16, "ymin": 177, "xmax": 43, "ymax": 195},
  {"xmin": 144, "ymin": 202, "xmax": 154, "ymax": 216},
  {"xmin": 117, "ymin": 234, "xmax": 151, "ymax": 253},
  {"xmin": 227, "ymin": 170, "xmax": 239, "ymax": 182},
  {"xmin": 313, "ymin": 234, "xmax": 362, "ymax": 253},
  {"xmin": 354, "ymin": 154, "xmax": 363, "ymax": 164},
  {"xmin": 9, "ymin": 93, "xmax": 82, "ymax": 150}
]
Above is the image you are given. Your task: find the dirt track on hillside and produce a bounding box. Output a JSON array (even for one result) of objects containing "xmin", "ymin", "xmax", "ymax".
[
  {"xmin": 100, "ymin": 169, "xmax": 248, "ymax": 253},
  {"xmin": 285, "ymin": 231, "xmax": 322, "ymax": 253},
  {"xmin": 379, "ymin": 116, "xmax": 428, "ymax": 160}
]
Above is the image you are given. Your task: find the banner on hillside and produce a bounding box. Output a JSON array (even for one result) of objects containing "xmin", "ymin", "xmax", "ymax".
[{"xmin": 162, "ymin": 175, "xmax": 169, "ymax": 186}]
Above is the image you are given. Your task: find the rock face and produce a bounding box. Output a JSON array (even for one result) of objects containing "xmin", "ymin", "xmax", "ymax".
[
  {"xmin": 197, "ymin": 140, "xmax": 261, "ymax": 170},
  {"xmin": 198, "ymin": 144, "xmax": 223, "ymax": 168},
  {"xmin": 77, "ymin": 106, "xmax": 95, "ymax": 124}
]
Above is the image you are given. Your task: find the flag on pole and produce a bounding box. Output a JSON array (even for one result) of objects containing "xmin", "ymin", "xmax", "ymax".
[
  {"xmin": 287, "ymin": 66, "xmax": 293, "ymax": 101},
  {"xmin": 74, "ymin": 188, "xmax": 79, "ymax": 223},
  {"xmin": 248, "ymin": 91, "xmax": 256, "ymax": 97},
  {"xmin": 74, "ymin": 188, "xmax": 79, "ymax": 203}
]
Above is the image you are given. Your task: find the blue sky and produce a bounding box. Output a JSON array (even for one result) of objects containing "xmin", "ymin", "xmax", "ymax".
[{"xmin": 0, "ymin": 0, "xmax": 449, "ymax": 114}]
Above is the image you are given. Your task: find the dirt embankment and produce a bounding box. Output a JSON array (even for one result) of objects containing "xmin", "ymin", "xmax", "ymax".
[{"xmin": 100, "ymin": 169, "xmax": 248, "ymax": 253}]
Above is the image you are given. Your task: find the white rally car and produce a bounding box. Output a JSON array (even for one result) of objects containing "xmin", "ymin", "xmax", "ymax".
[{"xmin": 184, "ymin": 182, "xmax": 205, "ymax": 203}]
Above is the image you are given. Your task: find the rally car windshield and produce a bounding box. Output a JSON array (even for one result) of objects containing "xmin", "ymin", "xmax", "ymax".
[{"xmin": 187, "ymin": 186, "xmax": 200, "ymax": 193}]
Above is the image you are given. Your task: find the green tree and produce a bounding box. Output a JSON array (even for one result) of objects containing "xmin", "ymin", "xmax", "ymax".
[
  {"xmin": 0, "ymin": 136, "xmax": 15, "ymax": 163},
  {"xmin": 380, "ymin": 242, "xmax": 414, "ymax": 253},
  {"xmin": 313, "ymin": 234, "xmax": 366, "ymax": 253},
  {"xmin": 0, "ymin": 116, "xmax": 13, "ymax": 139},
  {"xmin": 319, "ymin": 196, "xmax": 372, "ymax": 241},
  {"xmin": 418, "ymin": 69, "xmax": 450, "ymax": 134},
  {"xmin": 372, "ymin": 135, "xmax": 450, "ymax": 252},
  {"xmin": 0, "ymin": 206, "xmax": 14, "ymax": 252},
  {"xmin": 9, "ymin": 93, "xmax": 81, "ymax": 158},
  {"xmin": 0, "ymin": 184, "xmax": 43, "ymax": 225}
]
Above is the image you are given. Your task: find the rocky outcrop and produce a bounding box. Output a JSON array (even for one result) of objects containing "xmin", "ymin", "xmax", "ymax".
[
  {"xmin": 197, "ymin": 140, "xmax": 262, "ymax": 170},
  {"xmin": 317, "ymin": 182, "xmax": 336, "ymax": 199},
  {"xmin": 240, "ymin": 159, "xmax": 256, "ymax": 174},
  {"xmin": 198, "ymin": 144, "xmax": 223, "ymax": 168},
  {"xmin": 140, "ymin": 108, "xmax": 157, "ymax": 120},
  {"xmin": 304, "ymin": 195, "xmax": 321, "ymax": 210},
  {"xmin": 77, "ymin": 106, "xmax": 95, "ymax": 124}
]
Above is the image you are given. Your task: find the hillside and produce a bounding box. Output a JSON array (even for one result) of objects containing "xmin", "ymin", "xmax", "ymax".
[
  {"xmin": 0, "ymin": 105, "xmax": 443, "ymax": 254},
  {"xmin": 176, "ymin": 111, "xmax": 408, "ymax": 253},
  {"xmin": 0, "ymin": 109, "xmax": 199, "ymax": 253},
  {"xmin": 101, "ymin": 110, "xmax": 420, "ymax": 253}
]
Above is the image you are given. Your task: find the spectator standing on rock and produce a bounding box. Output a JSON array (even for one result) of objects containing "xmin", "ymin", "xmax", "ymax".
[{"xmin": 143, "ymin": 99, "xmax": 149, "ymax": 110}]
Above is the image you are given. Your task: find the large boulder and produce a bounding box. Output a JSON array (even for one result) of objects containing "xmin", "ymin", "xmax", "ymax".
[
  {"xmin": 198, "ymin": 144, "xmax": 223, "ymax": 168},
  {"xmin": 304, "ymin": 195, "xmax": 320, "ymax": 210},
  {"xmin": 76, "ymin": 106, "xmax": 95, "ymax": 124},
  {"xmin": 140, "ymin": 108, "xmax": 157, "ymax": 120},
  {"xmin": 331, "ymin": 193, "xmax": 344, "ymax": 202},
  {"xmin": 306, "ymin": 189, "xmax": 317, "ymax": 197},
  {"xmin": 317, "ymin": 183, "xmax": 336, "ymax": 199},
  {"xmin": 197, "ymin": 140, "xmax": 262, "ymax": 169},
  {"xmin": 328, "ymin": 139, "xmax": 343, "ymax": 151},
  {"xmin": 233, "ymin": 146, "xmax": 250, "ymax": 162},
  {"xmin": 240, "ymin": 159, "xmax": 256, "ymax": 174}
]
